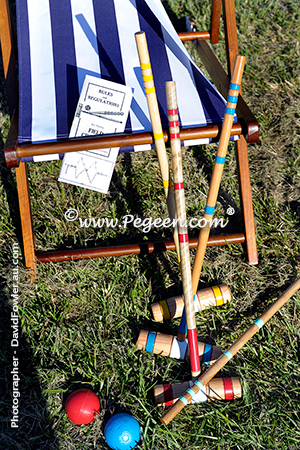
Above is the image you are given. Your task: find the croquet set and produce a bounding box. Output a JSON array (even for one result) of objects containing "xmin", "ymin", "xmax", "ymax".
[
  {"xmin": 1, "ymin": 0, "xmax": 300, "ymax": 448},
  {"xmin": 62, "ymin": 32, "xmax": 300, "ymax": 449}
]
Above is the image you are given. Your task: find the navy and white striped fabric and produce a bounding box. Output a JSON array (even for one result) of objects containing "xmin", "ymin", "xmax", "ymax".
[{"xmin": 16, "ymin": 0, "xmax": 237, "ymax": 162}]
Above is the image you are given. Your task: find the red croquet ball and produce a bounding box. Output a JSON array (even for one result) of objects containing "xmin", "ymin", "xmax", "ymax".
[{"xmin": 65, "ymin": 389, "xmax": 100, "ymax": 425}]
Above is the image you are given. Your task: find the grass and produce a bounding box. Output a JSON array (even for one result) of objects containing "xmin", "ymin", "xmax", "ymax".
[{"xmin": 0, "ymin": 0, "xmax": 300, "ymax": 449}]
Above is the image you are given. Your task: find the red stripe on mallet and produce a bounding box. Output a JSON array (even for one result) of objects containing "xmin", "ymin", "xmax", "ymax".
[
  {"xmin": 187, "ymin": 328, "xmax": 201, "ymax": 373},
  {"xmin": 179, "ymin": 234, "xmax": 189, "ymax": 243},
  {"xmin": 223, "ymin": 377, "xmax": 234, "ymax": 400},
  {"xmin": 174, "ymin": 182, "xmax": 184, "ymax": 190},
  {"xmin": 168, "ymin": 108, "xmax": 178, "ymax": 115},
  {"xmin": 163, "ymin": 384, "xmax": 174, "ymax": 406}
]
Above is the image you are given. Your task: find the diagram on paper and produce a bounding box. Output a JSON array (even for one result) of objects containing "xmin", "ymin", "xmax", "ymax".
[{"xmin": 59, "ymin": 151, "xmax": 116, "ymax": 192}]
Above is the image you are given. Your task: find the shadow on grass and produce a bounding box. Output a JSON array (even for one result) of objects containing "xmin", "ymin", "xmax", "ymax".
[
  {"xmin": 0, "ymin": 286, "xmax": 60, "ymax": 450},
  {"xmin": 0, "ymin": 126, "xmax": 61, "ymax": 448}
]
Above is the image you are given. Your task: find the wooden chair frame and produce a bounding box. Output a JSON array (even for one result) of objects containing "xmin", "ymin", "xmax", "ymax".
[{"xmin": 0, "ymin": 0, "xmax": 258, "ymax": 276}]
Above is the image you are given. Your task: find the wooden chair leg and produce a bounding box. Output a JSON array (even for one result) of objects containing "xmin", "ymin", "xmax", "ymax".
[
  {"xmin": 235, "ymin": 136, "xmax": 258, "ymax": 265},
  {"xmin": 15, "ymin": 161, "xmax": 36, "ymax": 274},
  {"xmin": 223, "ymin": 0, "xmax": 258, "ymax": 264},
  {"xmin": 210, "ymin": 0, "xmax": 222, "ymax": 44},
  {"xmin": 222, "ymin": 0, "xmax": 239, "ymax": 73}
]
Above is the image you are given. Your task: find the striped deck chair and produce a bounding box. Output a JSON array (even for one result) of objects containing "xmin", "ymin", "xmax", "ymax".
[{"xmin": 1, "ymin": 0, "xmax": 258, "ymax": 275}]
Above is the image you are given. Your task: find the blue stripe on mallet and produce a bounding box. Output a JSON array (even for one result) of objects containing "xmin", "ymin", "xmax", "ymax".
[
  {"xmin": 215, "ymin": 155, "xmax": 226, "ymax": 164},
  {"xmin": 178, "ymin": 309, "xmax": 187, "ymax": 335},
  {"xmin": 227, "ymin": 95, "xmax": 238, "ymax": 103},
  {"xmin": 205, "ymin": 205, "xmax": 215, "ymax": 215},
  {"xmin": 254, "ymin": 318, "xmax": 264, "ymax": 329},
  {"xmin": 229, "ymin": 83, "xmax": 241, "ymax": 91},
  {"xmin": 145, "ymin": 331, "xmax": 156, "ymax": 353},
  {"xmin": 225, "ymin": 107, "xmax": 236, "ymax": 115},
  {"xmin": 202, "ymin": 343, "xmax": 213, "ymax": 364}
]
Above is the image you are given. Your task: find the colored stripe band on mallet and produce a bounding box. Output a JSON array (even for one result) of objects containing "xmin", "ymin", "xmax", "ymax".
[
  {"xmin": 159, "ymin": 300, "xmax": 171, "ymax": 320},
  {"xmin": 223, "ymin": 377, "xmax": 234, "ymax": 400},
  {"xmin": 140, "ymin": 62, "xmax": 151, "ymax": 70},
  {"xmin": 212, "ymin": 285, "xmax": 224, "ymax": 306},
  {"xmin": 145, "ymin": 86, "xmax": 155, "ymax": 94},
  {"xmin": 154, "ymin": 132, "xmax": 164, "ymax": 140},
  {"xmin": 229, "ymin": 83, "xmax": 241, "ymax": 91},
  {"xmin": 178, "ymin": 294, "xmax": 197, "ymax": 335},
  {"xmin": 142, "ymin": 74, "xmax": 153, "ymax": 82},
  {"xmin": 186, "ymin": 388, "xmax": 196, "ymax": 398},
  {"xmin": 205, "ymin": 205, "xmax": 215, "ymax": 215},
  {"xmin": 227, "ymin": 95, "xmax": 239, "ymax": 103},
  {"xmin": 179, "ymin": 234, "xmax": 189, "ymax": 243},
  {"xmin": 215, "ymin": 156, "xmax": 226, "ymax": 164},
  {"xmin": 254, "ymin": 318, "xmax": 264, "ymax": 328},
  {"xmin": 225, "ymin": 107, "xmax": 236, "ymax": 115},
  {"xmin": 145, "ymin": 331, "xmax": 156, "ymax": 353},
  {"xmin": 163, "ymin": 385, "xmax": 174, "ymax": 407},
  {"xmin": 179, "ymin": 395, "xmax": 188, "ymax": 405},
  {"xmin": 162, "ymin": 180, "xmax": 172, "ymax": 188},
  {"xmin": 194, "ymin": 380, "xmax": 205, "ymax": 391},
  {"xmin": 202, "ymin": 343, "xmax": 213, "ymax": 364},
  {"xmin": 224, "ymin": 350, "xmax": 233, "ymax": 360}
]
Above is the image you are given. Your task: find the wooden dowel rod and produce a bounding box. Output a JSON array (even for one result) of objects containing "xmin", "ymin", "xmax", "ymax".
[
  {"xmin": 178, "ymin": 31, "xmax": 210, "ymax": 41},
  {"xmin": 160, "ymin": 277, "xmax": 300, "ymax": 425},
  {"xmin": 166, "ymin": 80, "xmax": 200, "ymax": 378},
  {"xmin": 6, "ymin": 123, "xmax": 243, "ymax": 169},
  {"xmin": 36, "ymin": 234, "xmax": 245, "ymax": 263},
  {"xmin": 191, "ymin": 55, "xmax": 246, "ymax": 296},
  {"xmin": 135, "ymin": 31, "xmax": 180, "ymax": 262}
]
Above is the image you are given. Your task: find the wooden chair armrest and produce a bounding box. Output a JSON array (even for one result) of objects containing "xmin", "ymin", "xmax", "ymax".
[{"xmin": 5, "ymin": 123, "xmax": 243, "ymax": 168}]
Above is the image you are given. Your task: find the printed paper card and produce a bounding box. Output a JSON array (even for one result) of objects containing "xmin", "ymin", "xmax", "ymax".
[{"xmin": 58, "ymin": 75, "xmax": 133, "ymax": 193}]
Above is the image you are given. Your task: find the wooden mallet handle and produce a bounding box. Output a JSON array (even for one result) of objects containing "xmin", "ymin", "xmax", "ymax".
[
  {"xmin": 177, "ymin": 54, "xmax": 245, "ymax": 341},
  {"xmin": 166, "ymin": 80, "xmax": 200, "ymax": 377},
  {"xmin": 161, "ymin": 276, "xmax": 300, "ymax": 424},
  {"xmin": 135, "ymin": 31, "xmax": 180, "ymax": 261},
  {"xmin": 191, "ymin": 55, "xmax": 246, "ymax": 296}
]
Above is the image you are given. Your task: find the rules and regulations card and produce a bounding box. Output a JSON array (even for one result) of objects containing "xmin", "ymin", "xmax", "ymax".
[{"xmin": 59, "ymin": 75, "xmax": 133, "ymax": 193}]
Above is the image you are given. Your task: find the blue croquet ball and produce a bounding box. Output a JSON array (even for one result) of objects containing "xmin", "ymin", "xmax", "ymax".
[{"xmin": 104, "ymin": 413, "xmax": 141, "ymax": 449}]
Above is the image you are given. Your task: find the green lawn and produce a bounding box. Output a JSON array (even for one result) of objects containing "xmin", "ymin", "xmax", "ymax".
[{"xmin": 0, "ymin": 1, "xmax": 300, "ymax": 449}]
